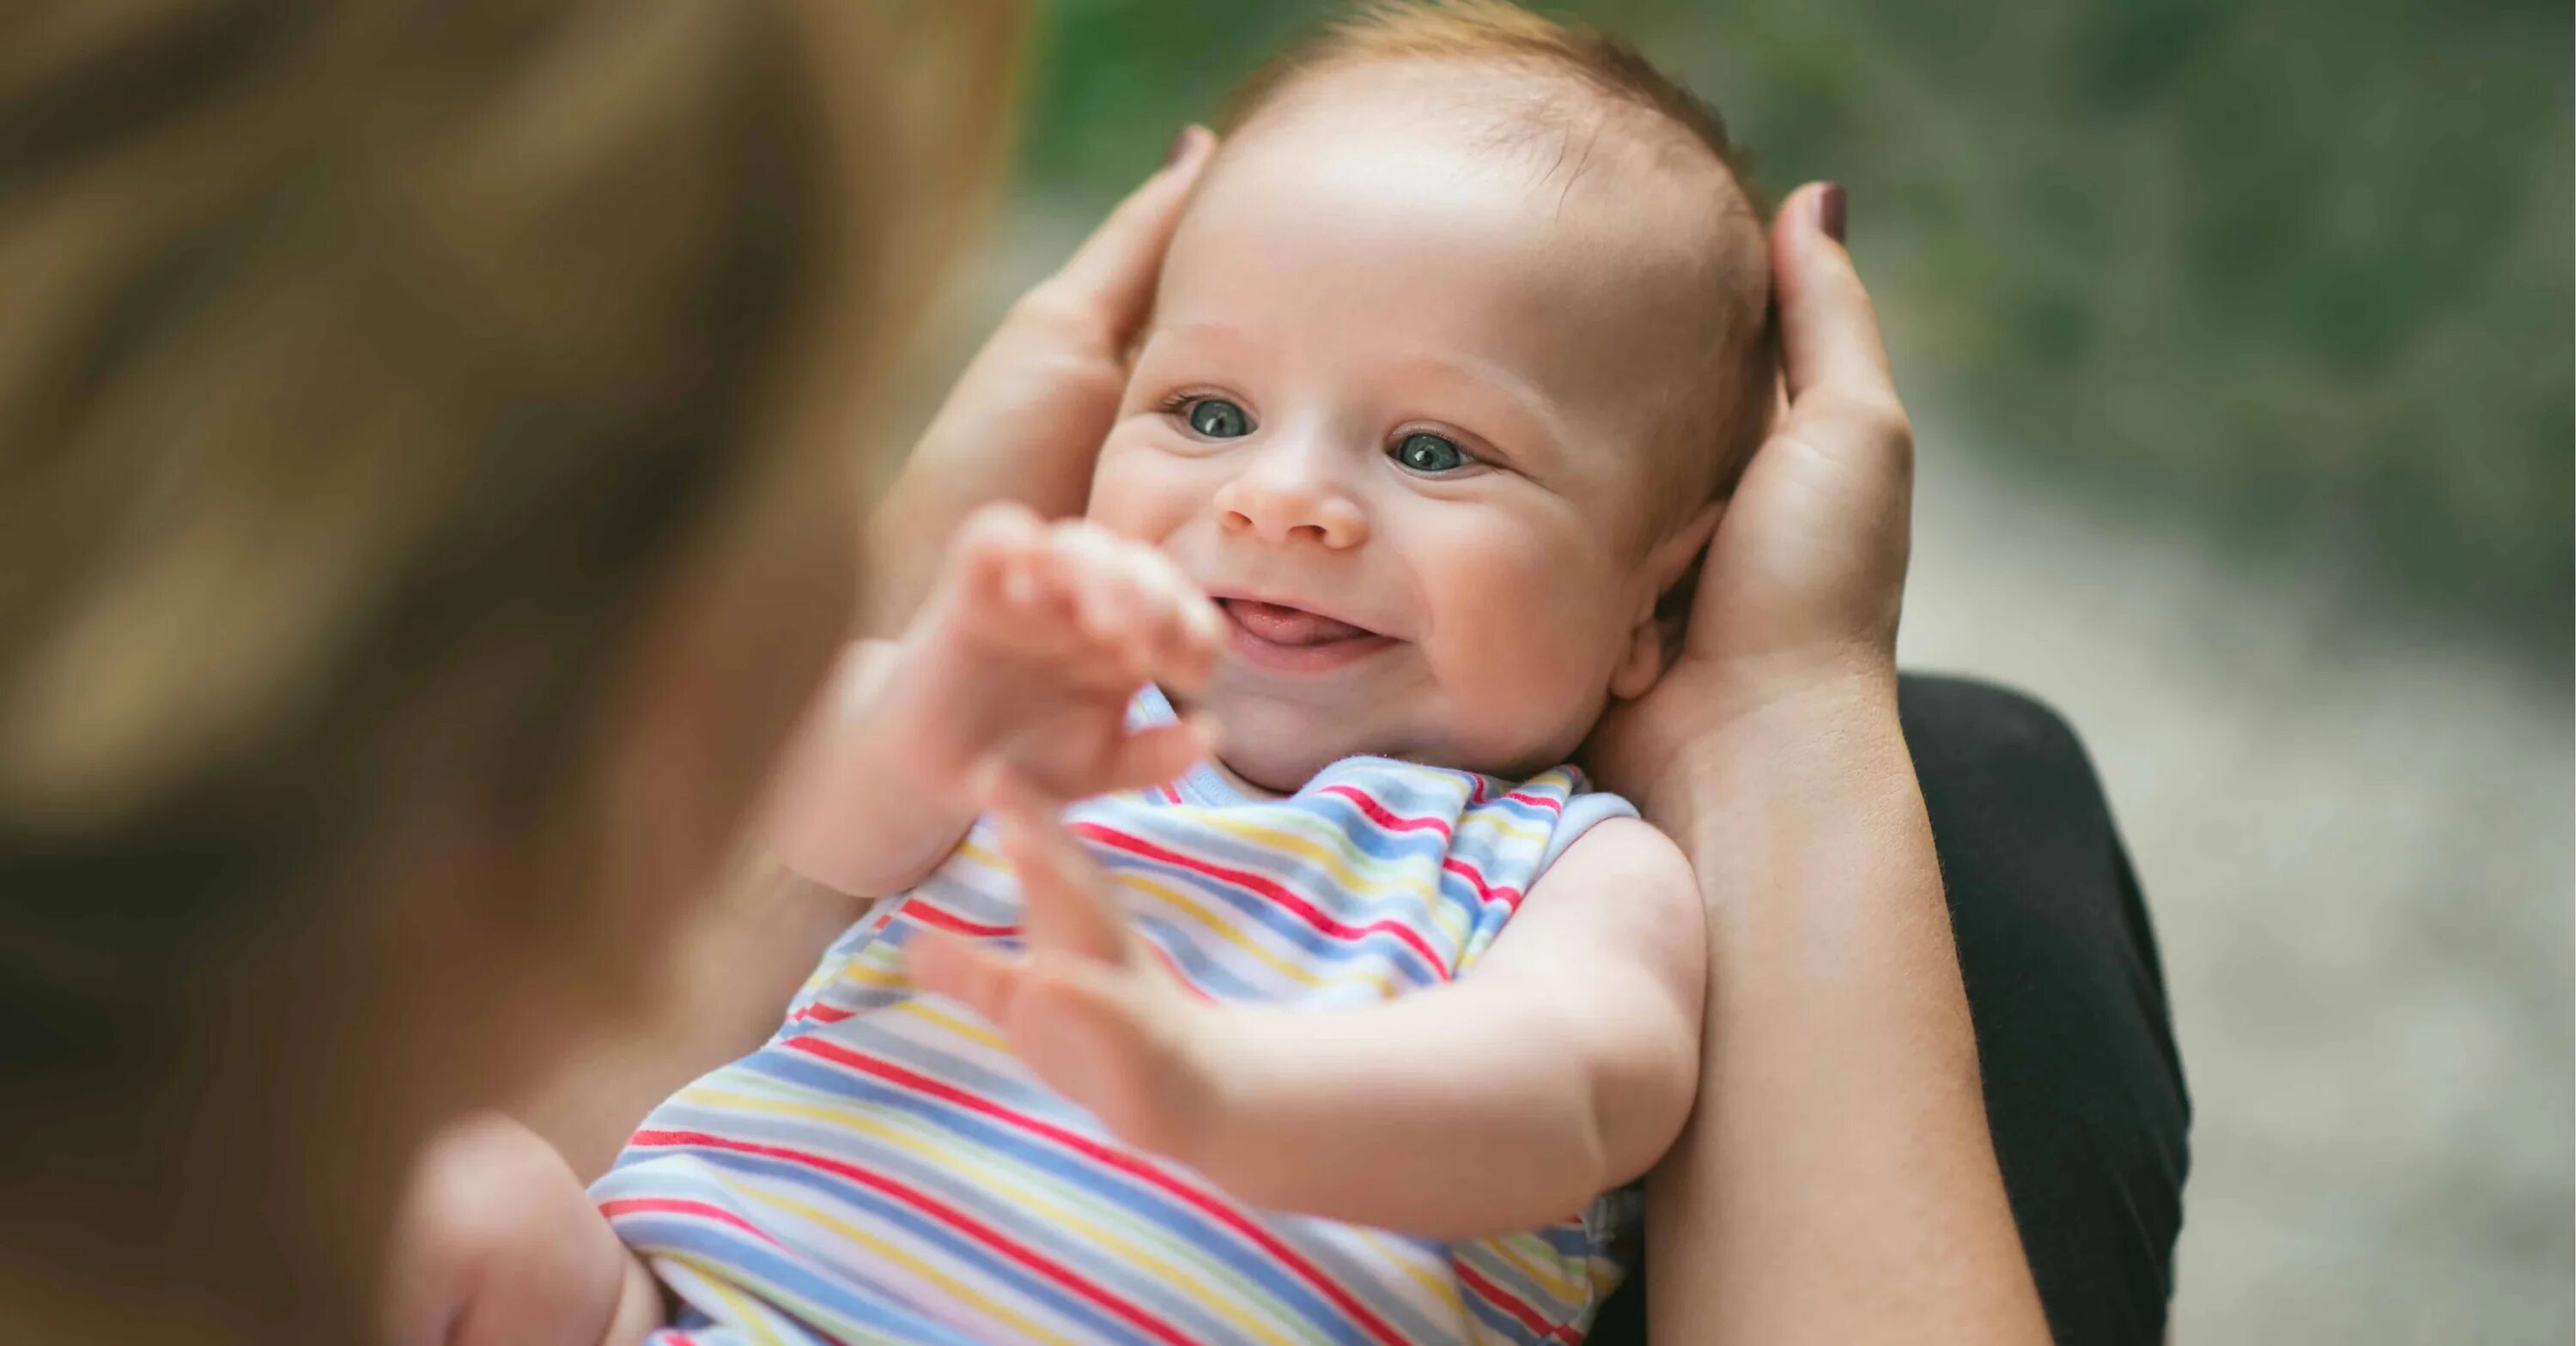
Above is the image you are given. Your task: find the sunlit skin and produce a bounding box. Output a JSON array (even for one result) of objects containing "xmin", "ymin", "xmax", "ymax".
[{"xmin": 1088, "ymin": 66, "xmax": 1745, "ymax": 792}]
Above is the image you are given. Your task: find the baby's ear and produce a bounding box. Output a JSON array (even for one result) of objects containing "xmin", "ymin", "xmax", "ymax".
[{"xmin": 1609, "ymin": 501, "xmax": 1723, "ymax": 700}]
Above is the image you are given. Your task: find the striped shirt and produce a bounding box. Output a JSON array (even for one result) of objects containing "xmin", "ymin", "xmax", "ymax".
[{"xmin": 599, "ymin": 688, "xmax": 1640, "ymax": 1345}]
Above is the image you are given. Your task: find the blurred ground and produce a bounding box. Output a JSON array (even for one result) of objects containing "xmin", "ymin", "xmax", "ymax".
[
  {"xmin": 1902, "ymin": 421, "xmax": 2574, "ymax": 1343},
  {"xmin": 927, "ymin": 192, "xmax": 2576, "ymax": 1340}
]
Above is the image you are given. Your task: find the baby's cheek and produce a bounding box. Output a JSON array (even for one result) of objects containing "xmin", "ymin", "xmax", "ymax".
[
  {"xmin": 1084, "ymin": 436, "xmax": 1188, "ymax": 541},
  {"xmin": 1430, "ymin": 549, "xmax": 1618, "ymax": 747}
]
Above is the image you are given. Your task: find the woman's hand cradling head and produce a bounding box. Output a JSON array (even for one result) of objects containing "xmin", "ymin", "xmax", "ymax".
[
  {"xmin": 1587, "ymin": 184, "xmax": 1917, "ymax": 820},
  {"xmin": 865, "ymin": 127, "xmax": 1220, "ymax": 634}
]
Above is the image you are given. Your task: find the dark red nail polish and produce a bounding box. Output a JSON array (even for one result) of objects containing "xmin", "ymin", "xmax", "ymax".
[
  {"xmin": 1166, "ymin": 125, "xmax": 1201, "ymax": 168},
  {"xmin": 1819, "ymin": 183, "xmax": 1848, "ymax": 242}
]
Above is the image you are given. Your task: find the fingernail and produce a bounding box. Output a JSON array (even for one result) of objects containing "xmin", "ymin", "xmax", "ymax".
[
  {"xmin": 1817, "ymin": 183, "xmax": 1848, "ymax": 243},
  {"xmin": 1165, "ymin": 124, "xmax": 1207, "ymax": 169}
]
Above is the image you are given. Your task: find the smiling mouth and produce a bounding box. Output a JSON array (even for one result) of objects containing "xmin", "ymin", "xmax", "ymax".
[{"xmin": 1218, "ymin": 598, "xmax": 1393, "ymax": 673}]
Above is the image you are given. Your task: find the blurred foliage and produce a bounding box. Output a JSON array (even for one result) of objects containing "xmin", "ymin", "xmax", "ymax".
[{"xmin": 1017, "ymin": 0, "xmax": 2573, "ymax": 657}]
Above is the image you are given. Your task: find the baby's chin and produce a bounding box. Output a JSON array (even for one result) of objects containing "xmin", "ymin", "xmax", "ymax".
[
  {"xmin": 1183, "ymin": 689, "xmax": 1559, "ymax": 795},
  {"xmin": 1199, "ymin": 706, "xmax": 1360, "ymax": 797}
]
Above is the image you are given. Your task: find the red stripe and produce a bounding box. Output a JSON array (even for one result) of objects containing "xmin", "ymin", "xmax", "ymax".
[
  {"xmin": 627, "ymin": 1128, "xmax": 1197, "ymax": 1346},
  {"xmin": 1318, "ymin": 784, "xmax": 1453, "ymax": 838},
  {"xmin": 1069, "ymin": 822, "xmax": 1451, "ymax": 979},
  {"xmin": 1502, "ymin": 789, "xmax": 1567, "ymax": 815},
  {"xmin": 1317, "ymin": 784, "xmax": 1523, "ymax": 911},
  {"xmin": 790, "ymin": 1002, "xmax": 854, "ymax": 1024},
  {"xmin": 1456, "ymin": 1258, "xmax": 1558, "ymax": 1338},
  {"xmin": 599, "ymin": 1196, "xmax": 784, "ymax": 1249},
  {"xmin": 905, "ymin": 903, "xmax": 1018, "ymax": 939},
  {"xmin": 1139, "ymin": 939, "xmax": 1217, "ymax": 1001},
  {"xmin": 1440, "ymin": 857, "xmax": 1524, "ymax": 911},
  {"xmin": 778, "ymin": 1036, "xmax": 1413, "ymax": 1346}
]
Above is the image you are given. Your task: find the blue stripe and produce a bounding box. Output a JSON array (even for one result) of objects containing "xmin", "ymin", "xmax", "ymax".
[
  {"xmin": 636, "ymin": 1097, "xmax": 1285, "ymax": 1345},
  {"xmin": 619, "ymin": 1152, "xmax": 1159, "ymax": 1346},
  {"xmin": 730, "ymin": 1043, "xmax": 1358, "ymax": 1332}
]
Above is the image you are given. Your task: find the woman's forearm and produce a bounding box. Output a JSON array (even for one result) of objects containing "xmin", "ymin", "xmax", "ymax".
[{"xmin": 1642, "ymin": 672, "xmax": 2047, "ymax": 1344}]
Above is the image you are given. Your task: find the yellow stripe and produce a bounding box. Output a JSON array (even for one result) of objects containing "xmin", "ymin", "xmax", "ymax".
[
  {"xmin": 891, "ymin": 996, "xmax": 1011, "ymax": 1052},
  {"xmin": 1471, "ymin": 815, "xmax": 1552, "ymax": 849},
  {"xmin": 733, "ymin": 1186, "xmax": 1077, "ymax": 1346},
  {"xmin": 1478, "ymin": 1231, "xmax": 1589, "ymax": 1307},
  {"xmin": 684, "ymin": 1082, "xmax": 1308, "ymax": 1346},
  {"xmin": 1187, "ymin": 811, "xmax": 1473, "ymax": 950},
  {"xmin": 1115, "ymin": 870, "xmax": 1408, "ymax": 1000},
  {"xmin": 692, "ymin": 1266, "xmax": 793, "ymax": 1346},
  {"xmin": 1344, "ymin": 1226, "xmax": 1472, "ymax": 1319},
  {"xmin": 941, "ymin": 833, "xmax": 1412, "ymax": 1001}
]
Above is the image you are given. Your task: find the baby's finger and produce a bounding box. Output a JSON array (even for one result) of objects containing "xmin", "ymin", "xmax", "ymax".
[
  {"xmin": 1089, "ymin": 717, "xmax": 1220, "ymax": 797},
  {"xmin": 907, "ymin": 929, "xmax": 1022, "ymax": 1026},
  {"xmin": 986, "ymin": 772, "xmax": 1128, "ymax": 964},
  {"xmin": 1127, "ymin": 550, "xmax": 1225, "ymax": 691},
  {"xmin": 951, "ymin": 504, "xmax": 1046, "ymax": 607},
  {"xmin": 1053, "ymin": 524, "xmax": 1157, "ymax": 659}
]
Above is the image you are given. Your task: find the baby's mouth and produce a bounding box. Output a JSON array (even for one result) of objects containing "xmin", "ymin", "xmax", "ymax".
[
  {"xmin": 1218, "ymin": 598, "xmax": 1392, "ymax": 673},
  {"xmin": 1222, "ymin": 598, "xmax": 1373, "ymax": 646}
]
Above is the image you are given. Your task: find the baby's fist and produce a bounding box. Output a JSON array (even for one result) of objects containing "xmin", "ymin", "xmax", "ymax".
[
  {"xmin": 905, "ymin": 505, "xmax": 1224, "ymax": 805},
  {"xmin": 946, "ymin": 506, "xmax": 1224, "ymax": 696}
]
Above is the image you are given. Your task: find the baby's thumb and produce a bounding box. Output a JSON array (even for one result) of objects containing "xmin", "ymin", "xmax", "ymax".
[{"xmin": 1091, "ymin": 715, "xmax": 1219, "ymax": 797}]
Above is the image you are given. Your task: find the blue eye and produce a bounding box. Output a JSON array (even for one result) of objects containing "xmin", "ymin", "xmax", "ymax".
[
  {"xmin": 1392, "ymin": 431, "xmax": 1473, "ymax": 474},
  {"xmin": 1186, "ymin": 398, "xmax": 1253, "ymax": 438}
]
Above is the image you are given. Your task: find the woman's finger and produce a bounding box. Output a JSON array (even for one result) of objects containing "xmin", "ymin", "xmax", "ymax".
[
  {"xmin": 986, "ymin": 771, "xmax": 1129, "ymax": 963},
  {"xmin": 1771, "ymin": 184, "xmax": 1899, "ymax": 414},
  {"xmin": 1023, "ymin": 126, "xmax": 1218, "ymax": 345}
]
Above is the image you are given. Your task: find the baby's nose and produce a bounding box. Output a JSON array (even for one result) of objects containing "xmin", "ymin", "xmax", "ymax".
[{"xmin": 1213, "ymin": 464, "xmax": 1368, "ymax": 549}]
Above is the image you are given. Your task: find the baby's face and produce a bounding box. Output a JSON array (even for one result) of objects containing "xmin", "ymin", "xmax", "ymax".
[{"xmin": 1090, "ymin": 74, "xmax": 1735, "ymax": 789}]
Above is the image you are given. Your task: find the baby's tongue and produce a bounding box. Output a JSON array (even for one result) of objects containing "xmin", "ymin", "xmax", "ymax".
[{"xmin": 1226, "ymin": 599, "xmax": 1369, "ymax": 646}]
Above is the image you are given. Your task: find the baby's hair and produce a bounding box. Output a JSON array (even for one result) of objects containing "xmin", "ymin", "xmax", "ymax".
[
  {"xmin": 1218, "ymin": 0, "xmax": 1780, "ymax": 527},
  {"xmin": 1226, "ymin": 0, "xmax": 1768, "ymax": 215}
]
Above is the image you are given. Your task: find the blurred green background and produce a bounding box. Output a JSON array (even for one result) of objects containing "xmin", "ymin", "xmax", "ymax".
[
  {"xmin": 1017, "ymin": 0, "xmax": 2573, "ymax": 663},
  {"xmin": 979, "ymin": 2, "xmax": 2576, "ymax": 1341}
]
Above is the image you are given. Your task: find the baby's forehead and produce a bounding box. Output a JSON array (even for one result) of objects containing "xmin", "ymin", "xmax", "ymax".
[
  {"xmin": 1215, "ymin": 60, "xmax": 1748, "ymax": 245},
  {"xmin": 1188, "ymin": 69, "xmax": 1751, "ymax": 340},
  {"xmin": 1164, "ymin": 63, "xmax": 1765, "ymax": 471}
]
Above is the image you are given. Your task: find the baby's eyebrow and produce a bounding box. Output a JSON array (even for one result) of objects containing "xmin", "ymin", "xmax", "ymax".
[
  {"xmin": 1374, "ymin": 349, "xmax": 1571, "ymax": 459},
  {"xmin": 1139, "ymin": 321, "xmax": 1273, "ymax": 365}
]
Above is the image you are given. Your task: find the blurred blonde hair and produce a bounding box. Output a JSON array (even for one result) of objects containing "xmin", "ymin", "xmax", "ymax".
[
  {"xmin": 0, "ymin": 0, "xmax": 1017, "ymax": 1076},
  {"xmin": 1221, "ymin": 0, "xmax": 1777, "ymax": 518}
]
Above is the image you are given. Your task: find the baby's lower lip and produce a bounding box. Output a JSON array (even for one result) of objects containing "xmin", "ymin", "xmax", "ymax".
[{"xmin": 1220, "ymin": 599, "xmax": 1393, "ymax": 674}]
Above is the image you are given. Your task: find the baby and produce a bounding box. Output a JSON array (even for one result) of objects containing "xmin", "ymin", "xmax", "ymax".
[{"xmin": 392, "ymin": 3, "xmax": 1776, "ymax": 1343}]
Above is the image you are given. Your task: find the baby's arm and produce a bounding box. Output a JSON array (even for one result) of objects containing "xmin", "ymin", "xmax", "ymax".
[
  {"xmin": 914, "ymin": 789, "xmax": 1705, "ymax": 1239},
  {"xmin": 769, "ymin": 504, "xmax": 1222, "ymax": 898},
  {"xmin": 383, "ymin": 1113, "xmax": 663, "ymax": 1346},
  {"xmin": 1175, "ymin": 817, "xmax": 1704, "ymax": 1235}
]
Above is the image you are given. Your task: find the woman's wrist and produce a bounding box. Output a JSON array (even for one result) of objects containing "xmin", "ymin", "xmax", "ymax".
[{"xmin": 1629, "ymin": 654, "xmax": 1904, "ymax": 840}]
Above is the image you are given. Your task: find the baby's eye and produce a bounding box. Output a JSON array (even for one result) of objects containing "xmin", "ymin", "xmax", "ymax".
[
  {"xmin": 1391, "ymin": 431, "xmax": 1475, "ymax": 475},
  {"xmin": 1185, "ymin": 397, "xmax": 1254, "ymax": 439}
]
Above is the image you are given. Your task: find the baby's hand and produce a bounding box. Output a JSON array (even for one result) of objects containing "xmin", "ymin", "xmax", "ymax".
[
  {"xmin": 908, "ymin": 771, "xmax": 1231, "ymax": 1164},
  {"xmin": 902, "ymin": 504, "xmax": 1224, "ymax": 809}
]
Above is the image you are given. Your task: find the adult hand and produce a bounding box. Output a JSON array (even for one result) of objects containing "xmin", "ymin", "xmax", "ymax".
[
  {"xmin": 1587, "ymin": 183, "xmax": 1915, "ymax": 812},
  {"xmin": 863, "ymin": 126, "xmax": 1218, "ymax": 634},
  {"xmin": 1583, "ymin": 184, "xmax": 2049, "ymax": 1345}
]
